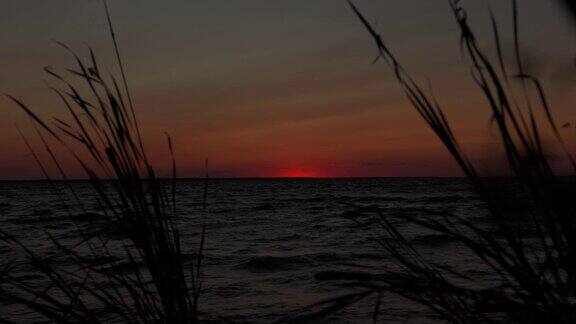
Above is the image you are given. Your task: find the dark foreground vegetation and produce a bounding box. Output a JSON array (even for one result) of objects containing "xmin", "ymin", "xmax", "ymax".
[
  {"xmin": 0, "ymin": 4, "xmax": 205, "ymax": 323},
  {"xmin": 2, "ymin": 0, "xmax": 576, "ymax": 323},
  {"xmin": 313, "ymin": 0, "xmax": 576, "ymax": 323}
]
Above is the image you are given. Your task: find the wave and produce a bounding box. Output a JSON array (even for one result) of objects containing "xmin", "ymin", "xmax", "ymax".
[
  {"xmin": 235, "ymin": 255, "xmax": 306, "ymax": 272},
  {"xmin": 4, "ymin": 211, "xmax": 107, "ymax": 226},
  {"xmin": 279, "ymin": 197, "xmax": 328, "ymax": 204},
  {"xmin": 416, "ymin": 195, "xmax": 479, "ymax": 204},
  {"xmin": 212, "ymin": 208, "xmax": 235, "ymax": 214},
  {"xmin": 32, "ymin": 209, "xmax": 53, "ymax": 216},
  {"xmin": 252, "ymin": 204, "xmax": 275, "ymax": 211},
  {"xmin": 235, "ymin": 253, "xmax": 346, "ymax": 272},
  {"xmin": 356, "ymin": 196, "xmax": 407, "ymax": 203}
]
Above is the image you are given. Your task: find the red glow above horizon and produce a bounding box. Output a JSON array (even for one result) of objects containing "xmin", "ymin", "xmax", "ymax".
[{"xmin": 277, "ymin": 167, "xmax": 326, "ymax": 178}]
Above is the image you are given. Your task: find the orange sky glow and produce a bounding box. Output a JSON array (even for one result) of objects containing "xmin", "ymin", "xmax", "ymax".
[{"xmin": 1, "ymin": 1, "xmax": 576, "ymax": 179}]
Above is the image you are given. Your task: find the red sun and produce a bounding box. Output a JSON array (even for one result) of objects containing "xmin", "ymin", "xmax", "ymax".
[{"xmin": 277, "ymin": 168, "xmax": 325, "ymax": 178}]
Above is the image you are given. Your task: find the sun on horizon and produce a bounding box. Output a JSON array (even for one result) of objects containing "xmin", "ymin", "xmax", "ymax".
[{"xmin": 276, "ymin": 167, "xmax": 327, "ymax": 178}]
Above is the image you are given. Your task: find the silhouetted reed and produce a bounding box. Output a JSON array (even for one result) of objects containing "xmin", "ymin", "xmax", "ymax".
[
  {"xmin": 0, "ymin": 3, "xmax": 204, "ymax": 323},
  {"xmin": 312, "ymin": 0, "xmax": 576, "ymax": 322}
]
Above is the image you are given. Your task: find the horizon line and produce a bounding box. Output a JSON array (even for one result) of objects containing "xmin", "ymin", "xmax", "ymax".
[{"xmin": 0, "ymin": 175, "xmax": 514, "ymax": 182}]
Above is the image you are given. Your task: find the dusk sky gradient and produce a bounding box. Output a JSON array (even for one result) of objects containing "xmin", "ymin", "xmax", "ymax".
[{"xmin": 1, "ymin": 0, "xmax": 575, "ymax": 179}]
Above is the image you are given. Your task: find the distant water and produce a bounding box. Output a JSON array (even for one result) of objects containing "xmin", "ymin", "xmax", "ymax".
[{"xmin": 0, "ymin": 178, "xmax": 488, "ymax": 323}]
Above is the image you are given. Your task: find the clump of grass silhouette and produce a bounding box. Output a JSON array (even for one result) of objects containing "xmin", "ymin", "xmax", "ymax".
[
  {"xmin": 0, "ymin": 3, "xmax": 205, "ymax": 323},
  {"xmin": 561, "ymin": 0, "xmax": 576, "ymax": 20},
  {"xmin": 311, "ymin": 0, "xmax": 576, "ymax": 322}
]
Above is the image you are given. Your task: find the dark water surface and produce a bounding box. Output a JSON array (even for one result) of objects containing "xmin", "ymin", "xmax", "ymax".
[{"xmin": 0, "ymin": 178, "xmax": 488, "ymax": 323}]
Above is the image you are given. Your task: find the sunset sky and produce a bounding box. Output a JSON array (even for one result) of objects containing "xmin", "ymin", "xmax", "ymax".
[{"xmin": 1, "ymin": 0, "xmax": 575, "ymax": 179}]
